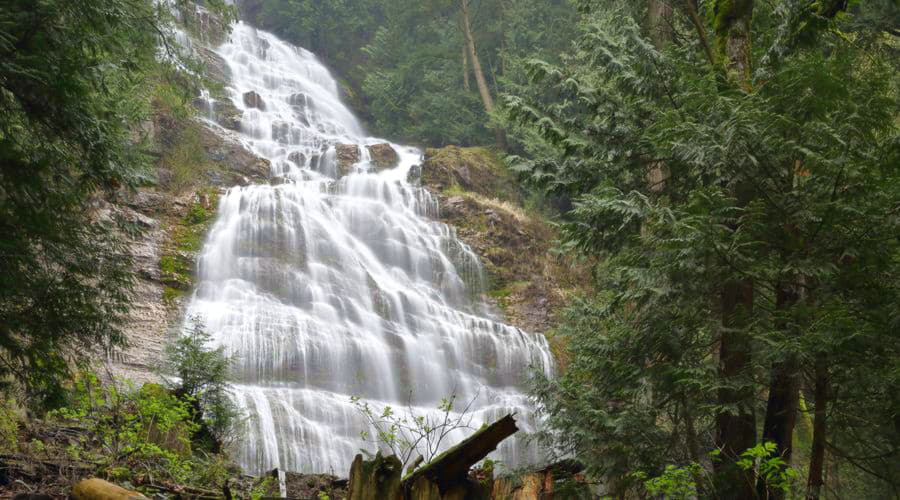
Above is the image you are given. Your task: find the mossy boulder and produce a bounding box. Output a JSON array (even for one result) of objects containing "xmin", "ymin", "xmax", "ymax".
[
  {"xmin": 71, "ymin": 478, "xmax": 147, "ymax": 500},
  {"xmin": 422, "ymin": 146, "xmax": 519, "ymax": 202}
]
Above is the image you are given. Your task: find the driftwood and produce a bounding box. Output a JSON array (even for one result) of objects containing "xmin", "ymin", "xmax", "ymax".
[{"xmin": 402, "ymin": 414, "xmax": 518, "ymax": 496}]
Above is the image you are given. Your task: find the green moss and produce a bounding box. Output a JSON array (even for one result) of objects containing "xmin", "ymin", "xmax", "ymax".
[
  {"xmin": 163, "ymin": 124, "xmax": 211, "ymax": 193},
  {"xmin": 444, "ymin": 184, "xmax": 466, "ymax": 196},
  {"xmin": 160, "ymin": 255, "xmax": 178, "ymax": 275},
  {"xmin": 424, "ymin": 146, "xmax": 519, "ymax": 202},
  {"xmin": 163, "ymin": 285, "xmax": 186, "ymax": 305},
  {"xmin": 159, "ymin": 191, "xmax": 220, "ymax": 308}
]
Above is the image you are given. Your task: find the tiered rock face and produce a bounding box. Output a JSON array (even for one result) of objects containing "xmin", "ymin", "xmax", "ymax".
[{"xmin": 420, "ymin": 146, "xmax": 585, "ymax": 339}]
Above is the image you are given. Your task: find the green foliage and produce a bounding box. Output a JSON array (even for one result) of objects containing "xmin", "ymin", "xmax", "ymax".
[
  {"xmin": 736, "ymin": 442, "xmax": 799, "ymax": 495},
  {"xmin": 0, "ymin": 0, "xmax": 225, "ymax": 410},
  {"xmin": 0, "ymin": 398, "xmax": 19, "ymax": 453},
  {"xmin": 511, "ymin": 0, "xmax": 900, "ymax": 496},
  {"xmin": 48, "ymin": 371, "xmax": 200, "ymax": 484},
  {"xmin": 160, "ymin": 317, "xmax": 242, "ymax": 449},
  {"xmin": 352, "ymin": 392, "xmax": 477, "ymax": 472},
  {"xmin": 240, "ymin": 0, "xmax": 580, "ymax": 146},
  {"xmin": 162, "ymin": 123, "xmax": 212, "ymax": 193},
  {"xmin": 636, "ymin": 463, "xmax": 704, "ymax": 500}
]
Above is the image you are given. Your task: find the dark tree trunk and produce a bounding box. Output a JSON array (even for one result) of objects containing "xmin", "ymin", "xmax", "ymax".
[
  {"xmin": 806, "ymin": 355, "xmax": 828, "ymax": 500},
  {"xmin": 758, "ymin": 281, "xmax": 801, "ymax": 499},
  {"xmin": 714, "ymin": 279, "xmax": 757, "ymax": 499},
  {"xmin": 712, "ymin": 2, "xmax": 757, "ymax": 497}
]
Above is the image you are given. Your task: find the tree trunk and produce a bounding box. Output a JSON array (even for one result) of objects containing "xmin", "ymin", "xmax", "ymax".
[
  {"xmin": 460, "ymin": 0, "xmax": 507, "ymax": 149},
  {"xmin": 712, "ymin": 3, "xmax": 757, "ymax": 498},
  {"xmin": 462, "ymin": 44, "xmax": 470, "ymax": 92},
  {"xmin": 715, "ymin": 279, "xmax": 757, "ymax": 499},
  {"xmin": 806, "ymin": 354, "xmax": 828, "ymax": 500},
  {"xmin": 460, "ymin": 0, "xmax": 494, "ymax": 113},
  {"xmin": 758, "ymin": 281, "xmax": 801, "ymax": 499},
  {"xmin": 713, "ymin": 0, "xmax": 755, "ymax": 88},
  {"xmin": 647, "ymin": 0, "xmax": 673, "ymax": 49},
  {"xmin": 646, "ymin": 1, "xmax": 672, "ymax": 192}
]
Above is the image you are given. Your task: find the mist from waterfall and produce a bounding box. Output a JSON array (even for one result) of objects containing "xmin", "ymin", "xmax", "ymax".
[{"xmin": 185, "ymin": 21, "xmax": 554, "ymax": 476}]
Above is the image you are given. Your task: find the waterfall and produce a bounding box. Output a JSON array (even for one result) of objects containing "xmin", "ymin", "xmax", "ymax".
[{"xmin": 185, "ymin": 21, "xmax": 554, "ymax": 476}]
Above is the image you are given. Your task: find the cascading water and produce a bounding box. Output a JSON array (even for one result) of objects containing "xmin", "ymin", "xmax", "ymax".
[{"xmin": 186, "ymin": 21, "xmax": 554, "ymax": 475}]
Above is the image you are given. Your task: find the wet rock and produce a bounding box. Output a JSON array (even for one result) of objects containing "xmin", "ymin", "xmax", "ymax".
[
  {"xmin": 243, "ymin": 90, "xmax": 266, "ymax": 111},
  {"xmin": 366, "ymin": 143, "xmax": 400, "ymax": 171},
  {"xmin": 217, "ymin": 99, "xmax": 243, "ymax": 131},
  {"xmin": 198, "ymin": 126, "xmax": 271, "ymax": 183},
  {"xmin": 407, "ymin": 164, "xmax": 423, "ymax": 185},
  {"xmin": 126, "ymin": 190, "xmax": 167, "ymax": 214},
  {"xmin": 287, "ymin": 151, "xmax": 306, "ymax": 166},
  {"xmin": 335, "ymin": 144, "xmax": 360, "ymax": 177},
  {"xmin": 197, "ymin": 46, "xmax": 230, "ymax": 86}
]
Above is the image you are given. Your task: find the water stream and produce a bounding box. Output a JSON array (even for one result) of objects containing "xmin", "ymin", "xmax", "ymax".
[{"xmin": 186, "ymin": 21, "xmax": 553, "ymax": 476}]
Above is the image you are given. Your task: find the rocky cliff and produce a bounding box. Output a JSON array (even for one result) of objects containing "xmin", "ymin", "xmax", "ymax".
[{"xmin": 419, "ymin": 146, "xmax": 585, "ymax": 366}]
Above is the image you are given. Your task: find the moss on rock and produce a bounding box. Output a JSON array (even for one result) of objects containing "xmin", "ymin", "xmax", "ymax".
[{"xmin": 420, "ymin": 146, "xmax": 590, "ymax": 343}]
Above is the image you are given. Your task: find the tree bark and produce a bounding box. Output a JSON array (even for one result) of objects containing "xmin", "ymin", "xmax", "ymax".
[
  {"xmin": 460, "ymin": 0, "xmax": 507, "ymax": 149},
  {"xmin": 713, "ymin": 0, "xmax": 755, "ymax": 88},
  {"xmin": 460, "ymin": 0, "xmax": 494, "ymax": 113},
  {"xmin": 462, "ymin": 43, "xmax": 470, "ymax": 92},
  {"xmin": 758, "ymin": 280, "xmax": 801, "ymax": 499},
  {"xmin": 806, "ymin": 354, "xmax": 828, "ymax": 500},
  {"xmin": 711, "ymin": 3, "xmax": 758, "ymax": 498},
  {"xmin": 647, "ymin": 0, "xmax": 673, "ymax": 50},
  {"xmin": 715, "ymin": 279, "xmax": 758, "ymax": 500},
  {"xmin": 404, "ymin": 414, "xmax": 518, "ymax": 491}
]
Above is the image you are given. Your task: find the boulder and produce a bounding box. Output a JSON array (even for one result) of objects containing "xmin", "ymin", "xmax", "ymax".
[
  {"xmin": 197, "ymin": 47, "xmax": 230, "ymax": 86},
  {"xmin": 71, "ymin": 478, "xmax": 147, "ymax": 500},
  {"xmin": 407, "ymin": 164, "xmax": 423, "ymax": 185},
  {"xmin": 216, "ymin": 99, "xmax": 242, "ymax": 131},
  {"xmin": 198, "ymin": 126, "xmax": 271, "ymax": 183},
  {"xmin": 335, "ymin": 144, "xmax": 361, "ymax": 178},
  {"xmin": 422, "ymin": 146, "xmax": 518, "ymax": 202},
  {"xmin": 287, "ymin": 151, "xmax": 306, "ymax": 167},
  {"xmin": 243, "ymin": 91, "xmax": 266, "ymax": 111},
  {"xmin": 366, "ymin": 143, "xmax": 400, "ymax": 171}
]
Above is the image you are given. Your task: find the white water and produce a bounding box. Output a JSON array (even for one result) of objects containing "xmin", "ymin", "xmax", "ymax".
[{"xmin": 186, "ymin": 22, "xmax": 553, "ymax": 476}]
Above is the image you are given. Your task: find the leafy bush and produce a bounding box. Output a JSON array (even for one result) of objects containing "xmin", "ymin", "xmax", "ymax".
[{"xmin": 49, "ymin": 372, "xmax": 200, "ymax": 485}]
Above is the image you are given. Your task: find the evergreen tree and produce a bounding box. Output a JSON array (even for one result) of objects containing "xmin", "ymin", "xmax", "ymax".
[
  {"xmin": 507, "ymin": 0, "xmax": 900, "ymax": 497},
  {"xmin": 0, "ymin": 0, "xmax": 223, "ymax": 408}
]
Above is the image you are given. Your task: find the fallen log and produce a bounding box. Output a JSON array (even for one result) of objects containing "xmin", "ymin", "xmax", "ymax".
[{"xmin": 402, "ymin": 414, "xmax": 518, "ymax": 495}]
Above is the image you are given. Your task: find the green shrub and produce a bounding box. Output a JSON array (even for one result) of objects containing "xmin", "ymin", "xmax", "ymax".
[
  {"xmin": 160, "ymin": 317, "xmax": 243, "ymax": 451},
  {"xmin": 0, "ymin": 398, "xmax": 19, "ymax": 453}
]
